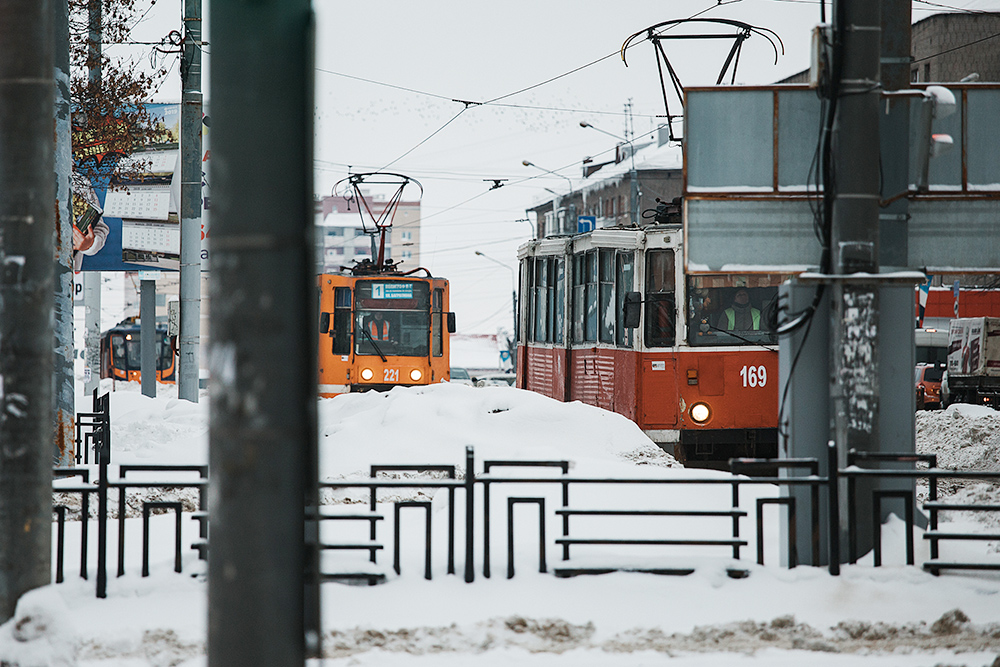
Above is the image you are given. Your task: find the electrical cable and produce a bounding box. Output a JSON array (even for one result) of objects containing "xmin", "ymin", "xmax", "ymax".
[
  {"xmin": 912, "ymin": 29, "xmax": 1000, "ymax": 63},
  {"xmin": 314, "ymin": 68, "xmax": 660, "ymax": 120},
  {"xmin": 377, "ymin": 108, "xmax": 469, "ymax": 173}
]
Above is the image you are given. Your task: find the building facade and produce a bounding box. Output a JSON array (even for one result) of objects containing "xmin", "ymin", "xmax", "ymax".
[
  {"xmin": 314, "ymin": 193, "xmax": 421, "ymax": 273},
  {"xmin": 526, "ymin": 127, "xmax": 683, "ymax": 239},
  {"xmin": 779, "ymin": 11, "xmax": 1000, "ymax": 84}
]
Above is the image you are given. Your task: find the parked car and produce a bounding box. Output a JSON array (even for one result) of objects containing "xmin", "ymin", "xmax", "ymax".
[
  {"xmin": 473, "ymin": 371, "xmax": 516, "ymax": 387},
  {"xmin": 449, "ymin": 367, "xmax": 475, "ymax": 386},
  {"xmin": 915, "ymin": 363, "xmax": 945, "ymax": 410}
]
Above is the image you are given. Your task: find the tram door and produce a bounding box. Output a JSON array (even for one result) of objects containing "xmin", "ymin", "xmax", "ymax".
[{"xmin": 641, "ymin": 248, "xmax": 679, "ymax": 427}]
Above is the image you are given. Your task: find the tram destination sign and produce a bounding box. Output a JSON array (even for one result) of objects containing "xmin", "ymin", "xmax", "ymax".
[
  {"xmin": 683, "ymin": 84, "xmax": 1000, "ymax": 274},
  {"xmin": 372, "ymin": 282, "xmax": 414, "ymax": 299}
]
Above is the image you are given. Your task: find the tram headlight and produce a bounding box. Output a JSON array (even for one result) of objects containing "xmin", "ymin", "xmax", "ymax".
[
  {"xmin": 409, "ymin": 369, "xmax": 423, "ymax": 382},
  {"xmin": 689, "ymin": 402, "xmax": 712, "ymax": 424},
  {"xmin": 360, "ymin": 367, "xmax": 374, "ymax": 381}
]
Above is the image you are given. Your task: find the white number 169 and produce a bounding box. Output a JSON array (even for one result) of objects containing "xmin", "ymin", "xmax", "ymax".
[{"xmin": 740, "ymin": 365, "xmax": 766, "ymax": 388}]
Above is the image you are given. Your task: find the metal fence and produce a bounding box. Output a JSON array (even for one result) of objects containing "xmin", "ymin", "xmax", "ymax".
[{"xmin": 59, "ymin": 396, "xmax": 1000, "ymax": 597}]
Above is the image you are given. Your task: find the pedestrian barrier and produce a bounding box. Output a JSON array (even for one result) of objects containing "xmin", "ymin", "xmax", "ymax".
[
  {"xmin": 56, "ymin": 399, "xmax": 1000, "ymax": 597},
  {"xmin": 844, "ymin": 449, "xmax": 1000, "ymax": 573}
]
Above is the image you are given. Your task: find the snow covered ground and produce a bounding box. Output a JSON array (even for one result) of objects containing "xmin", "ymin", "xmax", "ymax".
[{"xmin": 2, "ymin": 382, "xmax": 999, "ymax": 667}]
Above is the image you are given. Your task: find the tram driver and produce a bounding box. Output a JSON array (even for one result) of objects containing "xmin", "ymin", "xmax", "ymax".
[
  {"xmin": 718, "ymin": 288, "xmax": 761, "ymax": 331},
  {"xmin": 366, "ymin": 311, "xmax": 393, "ymax": 342}
]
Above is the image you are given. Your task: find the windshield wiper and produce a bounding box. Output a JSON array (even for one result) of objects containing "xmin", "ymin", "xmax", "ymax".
[
  {"xmin": 704, "ymin": 322, "xmax": 777, "ymax": 352},
  {"xmin": 359, "ymin": 327, "xmax": 388, "ymax": 362}
]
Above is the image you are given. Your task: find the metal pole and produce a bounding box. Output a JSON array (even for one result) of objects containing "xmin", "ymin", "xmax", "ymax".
[
  {"xmin": 54, "ymin": 0, "xmax": 76, "ymax": 466},
  {"xmin": 83, "ymin": 0, "xmax": 103, "ymax": 398},
  {"xmin": 140, "ymin": 279, "xmax": 156, "ymax": 397},
  {"xmin": 0, "ymin": 0, "xmax": 56, "ymax": 622},
  {"xmin": 209, "ymin": 1, "xmax": 318, "ymax": 664},
  {"xmin": 84, "ymin": 273, "xmax": 102, "ymax": 395},
  {"xmin": 828, "ymin": 0, "xmax": 882, "ymax": 564},
  {"xmin": 178, "ymin": 0, "xmax": 203, "ymax": 402}
]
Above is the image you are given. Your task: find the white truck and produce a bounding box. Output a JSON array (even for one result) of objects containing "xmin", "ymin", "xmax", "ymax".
[{"xmin": 943, "ymin": 317, "xmax": 1000, "ymax": 407}]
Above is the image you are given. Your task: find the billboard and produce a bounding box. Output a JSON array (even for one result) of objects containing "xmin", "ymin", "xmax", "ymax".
[{"xmin": 72, "ymin": 103, "xmax": 209, "ymax": 272}]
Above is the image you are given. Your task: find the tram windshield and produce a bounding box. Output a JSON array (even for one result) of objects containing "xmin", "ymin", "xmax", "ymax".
[
  {"xmin": 110, "ymin": 330, "xmax": 173, "ymax": 370},
  {"xmin": 687, "ymin": 275, "xmax": 786, "ymax": 347},
  {"xmin": 354, "ymin": 280, "xmax": 431, "ymax": 357}
]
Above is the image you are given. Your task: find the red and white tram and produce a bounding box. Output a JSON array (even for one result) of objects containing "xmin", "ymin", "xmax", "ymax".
[{"xmin": 516, "ymin": 224, "xmax": 788, "ymax": 465}]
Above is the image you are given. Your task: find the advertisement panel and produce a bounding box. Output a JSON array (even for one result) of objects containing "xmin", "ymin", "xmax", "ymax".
[{"xmin": 72, "ymin": 103, "xmax": 209, "ymax": 272}]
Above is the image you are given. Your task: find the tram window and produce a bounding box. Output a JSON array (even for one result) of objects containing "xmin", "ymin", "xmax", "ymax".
[
  {"xmin": 572, "ymin": 254, "xmax": 586, "ymax": 343},
  {"xmin": 533, "ymin": 258, "xmax": 548, "ymax": 342},
  {"xmin": 432, "ymin": 288, "xmax": 443, "ymax": 357},
  {"xmin": 615, "ymin": 251, "xmax": 635, "ymax": 348},
  {"xmin": 686, "ymin": 276, "xmax": 783, "ymax": 347},
  {"xmin": 585, "ymin": 251, "xmax": 598, "ymax": 342},
  {"xmin": 599, "ymin": 249, "xmax": 614, "ymax": 343},
  {"xmin": 354, "ymin": 280, "xmax": 431, "ymax": 357},
  {"xmin": 333, "ymin": 287, "xmax": 351, "ymax": 356},
  {"xmin": 111, "ymin": 334, "xmax": 127, "ymax": 369},
  {"xmin": 157, "ymin": 335, "xmax": 173, "ymax": 371},
  {"xmin": 521, "ymin": 258, "xmax": 533, "ymax": 343},
  {"xmin": 644, "ymin": 250, "xmax": 676, "ymax": 348},
  {"xmin": 553, "ymin": 258, "xmax": 565, "ymax": 343}
]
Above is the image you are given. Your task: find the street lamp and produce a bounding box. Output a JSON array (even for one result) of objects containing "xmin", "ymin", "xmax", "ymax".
[
  {"xmin": 580, "ymin": 121, "xmax": 640, "ymax": 226},
  {"xmin": 474, "ymin": 250, "xmax": 518, "ymax": 362},
  {"xmin": 522, "ymin": 160, "xmax": 574, "ymax": 236}
]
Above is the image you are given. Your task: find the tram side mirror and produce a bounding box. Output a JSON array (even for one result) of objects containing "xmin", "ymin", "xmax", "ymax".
[
  {"xmin": 319, "ymin": 312, "xmax": 331, "ymax": 334},
  {"xmin": 623, "ymin": 292, "xmax": 642, "ymax": 329},
  {"xmin": 447, "ymin": 312, "xmax": 457, "ymax": 333}
]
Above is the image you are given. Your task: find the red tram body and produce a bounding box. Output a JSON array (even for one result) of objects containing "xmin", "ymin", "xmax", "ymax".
[{"xmin": 517, "ymin": 226, "xmax": 787, "ymax": 464}]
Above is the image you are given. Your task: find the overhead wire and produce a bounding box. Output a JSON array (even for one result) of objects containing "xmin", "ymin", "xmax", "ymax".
[{"xmin": 912, "ymin": 29, "xmax": 1000, "ymax": 62}]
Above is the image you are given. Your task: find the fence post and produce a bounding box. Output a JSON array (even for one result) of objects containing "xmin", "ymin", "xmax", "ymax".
[
  {"xmin": 827, "ymin": 440, "xmax": 841, "ymax": 576},
  {"xmin": 464, "ymin": 446, "xmax": 475, "ymax": 583},
  {"xmin": 96, "ymin": 413, "xmax": 110, "ymax": 598}
]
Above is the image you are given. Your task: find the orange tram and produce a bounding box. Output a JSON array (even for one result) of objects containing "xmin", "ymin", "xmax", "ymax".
[
  {"xmin": 517, "ymin": 224, "xmax": 788, "ymax": 465},
  {"xmin": 317, "ymin": 172, "xmax": 456, "ymax": 397},
  {"xmin": 99, "ymin": 318, "xmax": 177, "ymax": 384},
  {"xmin": 317, "ymin": 261, "xmax": 455, "ymax": 397}
]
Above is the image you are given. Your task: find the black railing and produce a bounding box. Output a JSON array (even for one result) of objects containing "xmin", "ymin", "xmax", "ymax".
[
  {"xmin": 55, "ymin": 392, "xmax": 209, "ymax": 598},
  {"xmin": 844, "ymin": 449, "xmax": 1000, "ymax": 574},
  {"xmin": 58, "ymin": 398, "xmax": 1000, "ymax": 596}
]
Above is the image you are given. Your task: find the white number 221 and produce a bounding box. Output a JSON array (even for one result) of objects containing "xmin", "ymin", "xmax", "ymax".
[{"xmin": 740, "ymin": 365, "xmax": 767, "ymax": 388}]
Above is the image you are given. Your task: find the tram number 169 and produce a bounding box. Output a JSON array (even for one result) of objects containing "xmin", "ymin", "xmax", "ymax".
[{"xmin": 740, "ymin": 365, "xmax": 767, "ymax": 388}]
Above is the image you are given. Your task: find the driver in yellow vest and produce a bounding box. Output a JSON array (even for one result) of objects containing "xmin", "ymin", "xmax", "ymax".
[{"xmin": 718, "ymin": 288, "xmax": 761, "ymax": 331}]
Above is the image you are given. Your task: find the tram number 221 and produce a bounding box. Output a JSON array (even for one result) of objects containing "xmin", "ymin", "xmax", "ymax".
[{"xmin": 740, "ymin": 365, "xmax": 767, "ymax": 388}]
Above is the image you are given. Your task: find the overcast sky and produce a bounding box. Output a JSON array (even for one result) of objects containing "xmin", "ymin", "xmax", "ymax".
[{"xmin": 130, "ymin": 0, "xmax": 998, "ymax": 335}]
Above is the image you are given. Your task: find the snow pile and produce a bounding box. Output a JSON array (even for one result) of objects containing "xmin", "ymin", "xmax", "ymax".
[
  {"xmin": 916, "ymin": 403, "xmax": 1000, "ymax": 535},
  {"xmin": 916, "ymin": 403, "xmax": 1000, "ymax": 471},
  {"xmin": 318, "ymin": 382, "xmax": 679, "ymax": 481},
  {"xmin": 0, "ymin": 588, "xmax": 77, "ymax": 667}
]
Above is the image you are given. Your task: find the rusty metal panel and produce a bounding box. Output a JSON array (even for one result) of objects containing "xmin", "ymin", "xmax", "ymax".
[
  {"xmin": 777, "ymin": 89, "xmax": 823, "ymax": 189},
  {"xmin": 685, "ymin": 198, "xmax": 821, "ymax": 272},
  {"xmin": 967, "ymin": 89, "xmax": 1000, "ymax": 189},
  {"xmin": 909, "ymin": 90, "xmax": 963, "ymax": 188},
  {"xmin": 686, "ymin": 89, "xmax": 773, "ymax": 190},
  {"xmin": 909, "ymin": 199, "xmax": 1000, "ymax": 271}
]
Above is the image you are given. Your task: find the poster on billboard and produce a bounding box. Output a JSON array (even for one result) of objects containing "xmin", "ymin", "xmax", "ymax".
[{"xmin": 72, "ymin": 103, "xmax": 210, "ymax": 272}]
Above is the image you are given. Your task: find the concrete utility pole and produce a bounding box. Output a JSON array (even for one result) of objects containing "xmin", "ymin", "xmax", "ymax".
[
  {"xmin": 828, "ymin": 0, "xmax": 882, "ymax": 561},
  {"xmin": 54, "ymin": 0, "xmax": 76, "ymax": 465},
  {"xmin": 0, "ymin": 0, "xmax": 56, "ymax": 622},
  {"xmin": 879, "ymin": 0, "xmax": 913, "ymax": 269},
  {"xmin": 209, "ymin": 1, "xmax": 320, "ymax": 664},
  {"xmin": 178, "ymin": 0, "xmax": 203, "ymax": 402}
]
